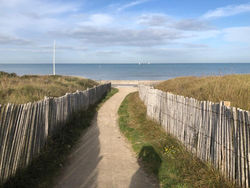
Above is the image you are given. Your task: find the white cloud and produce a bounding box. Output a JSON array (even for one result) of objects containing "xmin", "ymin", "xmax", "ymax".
[
  {"xmin": 91, "ymin": 14, "xmax": 113, "ymax": 25},
  {"xmin": 0, "ymin": 0, "xmax": 78, "ymax": 16},
  {"xmin": 173, "ymin": 19, "xmax": 213, "ymax": 31},
  {"xmin": 0, "ymin": 33, "xmax": 31, "ymax": 45},
  {"xmin": 0, "ymin": 0, "xmax": 79, "ymax": 34},
  {"xmin": 137, "ymin": 14, "xmax": 169, "ymax": 26},
  {"xmin": 78, "ymin": 14, "xmax": 113, "ymax": 26},
  {"xmin": 57, "ymin": 26, "xmax": 184, "ymax": 47},
  {"xmin": 182, "ymin": 43, "xmax": 209, "ymax": 48},
  {"xmin": 39, "ymin": 44, "xmax": 88, "ymax": 51},
  {"xmin": 0, "ymin": 0, "xmax": 26, "ymax": 7},
  {"xmin": 203, "ymin": 3, "xmax": 250, "ymax": 19},
  {"xmin": 137, "ymin": 14, "xmax": 213, "ymax": 31},
  {"xmin": 117, "ymin": 0, "xmax": 150, "ymax": 11},
  {"xmin": 223, "ymin": 27, "xmax": 250, "ymax": 43}
]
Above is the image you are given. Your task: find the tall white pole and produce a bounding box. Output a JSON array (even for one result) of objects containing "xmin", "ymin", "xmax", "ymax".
[{"xmin": 53, "ymin": 40, "xmax": 56, "ymax": 75}]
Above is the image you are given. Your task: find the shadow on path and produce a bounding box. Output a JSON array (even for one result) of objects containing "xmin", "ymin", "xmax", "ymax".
[
  {"xmin": 129, "ymin": 146, "xmax": 161, "ymax": 188},
  {"xmin": 55, "ymin": 113, "xmax": 102, "ymax": 188}
]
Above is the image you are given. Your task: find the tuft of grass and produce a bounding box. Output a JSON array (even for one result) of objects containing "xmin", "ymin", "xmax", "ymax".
[
  {"xmin": 155, "ymin": 74, "xmax": 250, "ymax": 111},
  {"xmin": 118, "ymin": 92, "xmax": 236, "ymax": 188},
  {"xmin": 1, "ymin": 88, "xmax": 118, "ymax": 188},
  {"xmin": 0, "ymin": 71, "xmax": 98, "ymax": 104}
]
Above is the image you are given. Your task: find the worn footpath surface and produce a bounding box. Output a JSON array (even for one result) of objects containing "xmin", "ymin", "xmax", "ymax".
[{"xmin": 55, "ymin": 87, "xmax": 158, "ymax": 188}]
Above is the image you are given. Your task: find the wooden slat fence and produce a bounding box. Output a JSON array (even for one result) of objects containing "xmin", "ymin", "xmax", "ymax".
[
  {"xmin": 138, "ymin": 85, "xmax": 249, "ymax": 188},
  {"xmin": 0, "ymin": 83, "xmax": 111, "ymax": 183}
]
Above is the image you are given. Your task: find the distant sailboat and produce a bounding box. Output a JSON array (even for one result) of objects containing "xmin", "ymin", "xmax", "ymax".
[{"xmin": 138, "ymin": 62, "xmax": 150, "ymax": 65}]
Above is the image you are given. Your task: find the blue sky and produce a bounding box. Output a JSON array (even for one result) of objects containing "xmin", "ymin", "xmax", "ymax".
[{"xmin": 0, "ymin": 0, "xmax": 250, "ymax": 63}]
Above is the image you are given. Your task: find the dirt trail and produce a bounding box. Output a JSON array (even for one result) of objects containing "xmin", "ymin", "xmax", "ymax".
[{"xmin": 55, "ymin": 87, "xmax": 158, "ymax": 188}]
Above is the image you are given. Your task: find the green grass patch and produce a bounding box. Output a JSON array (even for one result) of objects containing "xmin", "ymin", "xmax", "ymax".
[
  {"xmin": 118, "ymin": 92, "xmax": 236, "ymax": 188},
  {"xmin": 1, "ymin": 88, "xmax": 118, "ymax": 188},
  {"xmin": 155, "ymin": 74, "xmax": 250, "ymax": 111},
  {"xmin": 0, "ymin": 71, "xmax": 98, "ymax": 104}
]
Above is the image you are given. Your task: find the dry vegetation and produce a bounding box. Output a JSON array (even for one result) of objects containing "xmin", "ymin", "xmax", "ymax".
[
  {"xmin": 0, "ymin": 71, "xmax": 98, "ymax": 104},
  {"xmin": 155, "ymin": 74, "xmax": 250, "ymax": 111}
]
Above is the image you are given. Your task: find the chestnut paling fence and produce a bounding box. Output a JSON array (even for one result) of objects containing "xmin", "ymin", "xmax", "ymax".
[
  {"xmin": 138, "ymin": 85, "xmax": 249, "ymax": 188},
  {"xmin": 0, "ymin": 83, "xmax": 111, "ymax": 183}
]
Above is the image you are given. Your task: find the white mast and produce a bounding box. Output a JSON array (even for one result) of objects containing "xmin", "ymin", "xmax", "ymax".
[{"xmin": 53, "ymin": 40, "xmax": 56, "ymax": 75}]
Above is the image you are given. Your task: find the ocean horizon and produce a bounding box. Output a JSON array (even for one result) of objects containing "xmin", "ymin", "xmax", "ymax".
[{"xmin": 0, "ymin": 63, "xmax": 250, "ymax": 80}]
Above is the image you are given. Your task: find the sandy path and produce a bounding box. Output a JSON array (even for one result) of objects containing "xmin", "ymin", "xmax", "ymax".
[{"xmin": 55, "ymin": 87, "xmax": 158, "ymax": 188}]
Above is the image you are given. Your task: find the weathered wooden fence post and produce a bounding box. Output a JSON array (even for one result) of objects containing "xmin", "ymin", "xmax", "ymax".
[
  {"xmin": 138, "ymin": 85, "xmax": 250, "ymax": 188},
  {"xmin": 0, "ymin": 83, "xmax": 111, "ymax": 183}
]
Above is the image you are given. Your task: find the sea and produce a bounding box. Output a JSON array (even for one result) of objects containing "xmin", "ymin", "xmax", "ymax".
[{"xmin": 0, "ymin": 63, "xmax": 249, "ymax": 80}]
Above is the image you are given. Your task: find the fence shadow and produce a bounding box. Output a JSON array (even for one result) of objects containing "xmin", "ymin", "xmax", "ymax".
[
  {"xmin": 55, "ymin": 113, "xmax": 102, "ymax": 188},
  {"xmin": 129, "ymin": 146, "xmax": 161, "ymax": 188}
]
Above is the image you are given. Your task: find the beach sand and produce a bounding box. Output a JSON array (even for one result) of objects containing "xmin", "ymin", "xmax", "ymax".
[{"xmin": 98, "ymin": 80, "xmax": 161, "ymax": 87}]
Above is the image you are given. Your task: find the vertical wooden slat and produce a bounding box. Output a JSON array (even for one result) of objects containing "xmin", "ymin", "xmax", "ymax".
[
  {"xmin": 19, "ymin": 103, "xmax": 32, "ymax": 169},
  {"xmin": 229, "ymin": 108, "xmax": 233, "ymax": 182},
  {"xmin": 4, "ymin": 104, "xmax": 19, "ymax": 179},
  {"xmin": 237, "ymin": 110, "xmax": 242, "ymax": 186},
  {"xmin": 246, "ymin": 111, "xmax": 250, "ymax": 188},
  {"xmin": 222, "ymin": 105, "xmax": 226, "ymax": 176},
  {"xmin": 1, "ymin": 104, "xmax": 15, "ymax": 180},
  {"xmin": 225, "ymin": 107, "xmax": 229, "ymax": 179},
  {"xmin": 232, "ymin": 107, "xmax": 237, "ymax": 184},
  {"xmin": 244, "ymin": 111, "xmax": 249, "ymax": 188},
  {"xmin": 7, "ymin": 105, "xmax": 22, "ymax": 177},
  {"xmin": 0, "ymin": 104, "xmax": 8, "ymax": 181},
  {"xmin": 13, "ymin": 104, "xmax": 28, "ymax": 175},
  {"xmin": 239, "ymin": 110, "xmax": 246, "ymax": 187}
]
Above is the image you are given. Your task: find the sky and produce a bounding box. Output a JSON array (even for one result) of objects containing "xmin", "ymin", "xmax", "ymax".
[{"xmin": 0, "ymin": 0, "xmax": 250, "ymax": 64}]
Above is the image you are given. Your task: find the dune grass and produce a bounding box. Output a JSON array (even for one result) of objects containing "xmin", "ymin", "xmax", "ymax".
[
  {"xmin": 118, "ymin": 92, "xmax": 235, "ymax": 188},
  {"xmin": 155, "ymin": 74, "xmax": 250, "ymax": 111},
  {"xmin": 1, "ymin": 88, "xmax": 118, "ymax": 188},
  {"xmin": 0, "ymin": 71, "xmax": 98, "ymax": 104}
]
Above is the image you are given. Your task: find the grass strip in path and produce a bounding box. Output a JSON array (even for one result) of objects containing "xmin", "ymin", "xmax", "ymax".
[
  {"xmin": 118, "ymin": 92, "xmax": 236, "ymax": 188},
  {"xmin": 1, "ymin": 88, "xmax": 118, "ymax": 188}
]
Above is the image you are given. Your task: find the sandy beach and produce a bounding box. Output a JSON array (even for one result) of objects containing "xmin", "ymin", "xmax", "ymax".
[{"xmin": 98, "ymin": 80, "xmax": 161, "ymax": 87}]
